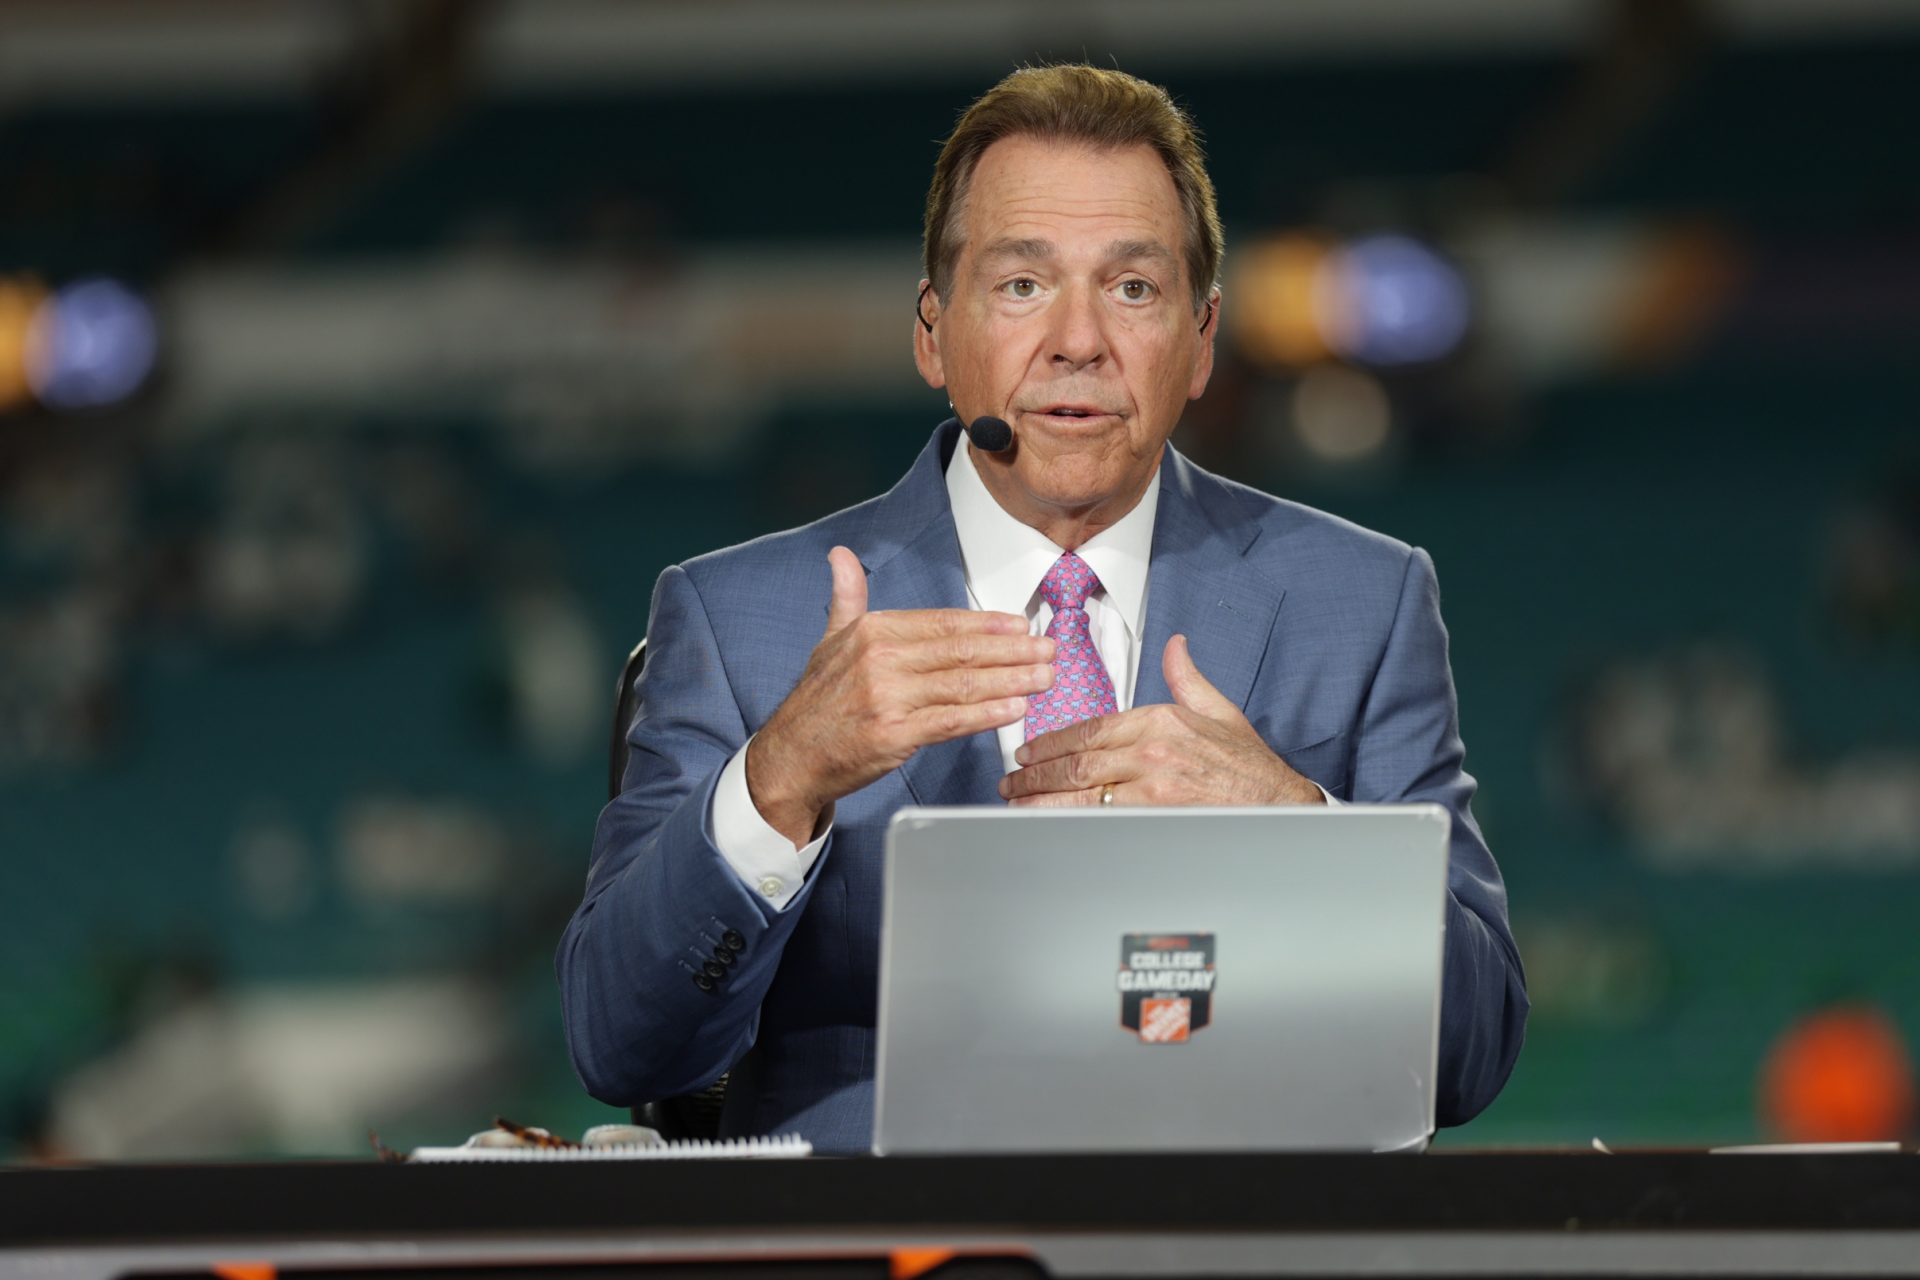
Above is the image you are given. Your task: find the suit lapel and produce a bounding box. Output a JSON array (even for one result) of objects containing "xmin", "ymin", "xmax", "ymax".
[
  {"xmin": 1133, "ymin": 449, "xmax": 1286, "ymax": 712},
  {"xmin": 855, "ymin": 421, "xmax": 1008, "ymax": 807}
]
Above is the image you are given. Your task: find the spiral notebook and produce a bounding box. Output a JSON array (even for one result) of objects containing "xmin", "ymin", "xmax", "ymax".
[{"xmin": 409, "ymin": 1134, "xmax": 812, "ymax": 1162}]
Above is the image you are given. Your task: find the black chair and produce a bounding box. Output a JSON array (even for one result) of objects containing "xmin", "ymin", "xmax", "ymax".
[
  {"xmin": 606, "ymin": 637, "xmax": 648, "ymax": 801},
  {"xmin": 609, "ymin": 637, "xmax": 729, "ymax": 1141}
]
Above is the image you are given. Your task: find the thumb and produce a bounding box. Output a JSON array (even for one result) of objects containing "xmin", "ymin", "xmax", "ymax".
[
  {"xmin": 1163, "ymin": 634, "xmax": 1237, "ymax": 718},
  {"xmin": 824, "ymin": 545, "xmax": 868, "ymax": 635}
]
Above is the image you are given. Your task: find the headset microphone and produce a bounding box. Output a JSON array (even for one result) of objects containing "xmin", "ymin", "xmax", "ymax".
[{"xmin": 965, "ymin": 415, "xmax": 1014, "ymax": 453}]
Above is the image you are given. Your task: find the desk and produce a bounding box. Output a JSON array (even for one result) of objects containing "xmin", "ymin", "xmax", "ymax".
[{"xmin": 6, "ymin": 1152, "xmax": 1920, "ymax": 1279}]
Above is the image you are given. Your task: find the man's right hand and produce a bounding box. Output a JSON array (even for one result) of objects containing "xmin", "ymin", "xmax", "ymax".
[{"xmin": 745, "ymin": 545, "xmax": 1054, "ymax": 846}]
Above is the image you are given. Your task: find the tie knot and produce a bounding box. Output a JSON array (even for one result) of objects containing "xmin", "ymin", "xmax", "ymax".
[{"xmin": 1039, "ymin": 552, "xmax": 1102, "ymax": 612}]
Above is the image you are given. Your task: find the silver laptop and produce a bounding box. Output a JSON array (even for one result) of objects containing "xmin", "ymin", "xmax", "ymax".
[{"xmin": 872, "ymin": 805, "xmax": 1451, "ymax": 1155}]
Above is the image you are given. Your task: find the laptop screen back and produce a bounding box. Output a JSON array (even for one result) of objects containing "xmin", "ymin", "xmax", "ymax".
[{"xmin": 873, "ymin": 804, "xmax": 1450, "ymax": 1154}]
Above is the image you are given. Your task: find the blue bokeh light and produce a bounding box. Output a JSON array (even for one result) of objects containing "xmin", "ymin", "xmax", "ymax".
[
  {"xmin": 1327, "ymin": 234, "xmax": 1470, "ymax": 367},
  {"xmin": 28, "ymin": 278, "xmax": 158, "ymax": 410}
]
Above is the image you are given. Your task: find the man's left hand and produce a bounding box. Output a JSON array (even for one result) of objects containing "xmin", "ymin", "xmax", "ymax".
[{"xmin": 1000, "ymin": 634, "xmax": 1326, "ymax": 807}]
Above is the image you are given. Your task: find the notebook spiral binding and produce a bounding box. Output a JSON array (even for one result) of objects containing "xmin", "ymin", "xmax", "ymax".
[{"xmin": 408, "ymin": 1133, "xmax": 812, "ymax": 1162}]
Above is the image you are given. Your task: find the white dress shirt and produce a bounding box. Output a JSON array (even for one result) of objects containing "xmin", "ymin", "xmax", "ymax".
[
  {"xmin": 944, "ymin": 436, "xmax": 1158, "ymax": 766},
  {"xmin": 710, "ymin": 439, "xmax": 1325, "ymax": 911}
]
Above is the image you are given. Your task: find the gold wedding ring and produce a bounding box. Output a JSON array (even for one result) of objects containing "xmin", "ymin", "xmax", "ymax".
[{"xmin": 1099, "ymin": 783, "xmax": 1116, "ymax": 807}]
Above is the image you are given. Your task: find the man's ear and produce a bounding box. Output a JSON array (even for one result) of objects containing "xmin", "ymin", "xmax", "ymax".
[
  {"xmin": 913, "ymin": 279, "xmax": 947, "ymax": 390},
  {"xmin": 1188, "ymin": 286, "xmax": 1220, "ymax": 400}
]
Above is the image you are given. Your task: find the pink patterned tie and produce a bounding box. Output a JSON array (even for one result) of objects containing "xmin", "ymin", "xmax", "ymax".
[{"xmin": 1026, "ymin": 552, "xmax": 1120, "ymax": 740}]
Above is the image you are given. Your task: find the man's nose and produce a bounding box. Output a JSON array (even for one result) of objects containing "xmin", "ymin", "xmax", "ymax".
[{"xmin": 1046, "ymin": 284, "xmax": 1107, "ymax": 371}]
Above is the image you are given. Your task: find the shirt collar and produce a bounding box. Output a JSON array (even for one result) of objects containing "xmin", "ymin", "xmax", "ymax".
[{"xmin": 945, "ymin": 436, "xmax": 1158, "ymax": 639}]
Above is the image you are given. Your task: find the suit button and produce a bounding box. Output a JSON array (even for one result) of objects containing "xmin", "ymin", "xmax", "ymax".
[
  {"xmin": 712, "ymin": 946, "xmax": 736, "ymax": 967},
  {"xmin": 721, "ymin": 929, "xmax": 746, "ymax": 951},
  {"xmin": 692, "ymin": 972, "xmax": 715, "ymax": 992},
  {"xmin": 701, "ymin": 960, "xmax": 726, "ymax": 980}
]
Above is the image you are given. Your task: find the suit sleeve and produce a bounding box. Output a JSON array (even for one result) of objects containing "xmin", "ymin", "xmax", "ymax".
[
  {"xmin": 1352, "ymin": 547, "xmax": 1528, "ymax": 1126},
  {"xmin": 555, "ymin": 563, "xmax": 832, "ymax": 1105}
]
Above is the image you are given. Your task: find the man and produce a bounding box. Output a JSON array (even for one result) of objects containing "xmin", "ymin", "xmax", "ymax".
[{"xmin": 559, "ymin": 65, "xmax": 1527, "ymax": 1153}]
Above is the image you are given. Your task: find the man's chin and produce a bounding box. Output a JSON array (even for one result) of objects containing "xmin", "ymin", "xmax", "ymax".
[
  {"xmin": 1009, "ymin": 465, "xmax": 1142, "ymax": 518},
  {"xmin": 1005, "ymin": 413, "xmax": 1131, "ymax": 465}
]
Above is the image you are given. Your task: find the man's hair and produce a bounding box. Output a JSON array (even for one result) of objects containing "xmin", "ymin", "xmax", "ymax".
[{"xmin": 922, "ymin": 64, "xmax": 1223, "ymax": 314}]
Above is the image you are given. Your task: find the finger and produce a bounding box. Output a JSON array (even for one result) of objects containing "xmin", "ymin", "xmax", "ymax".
[
  {"xmin": 824, "ymin": 546, "xmax": 867, "ymax": 635},
  {"xmin": 1008, "ymin": 784, "xmax": 1108, "ymax": 808},
  {"xmin": 906, "ymin": 696, "xmax": 1029, "ymax": 746},
  {"xmin": 895, "ymin": 631, "xmax": 1055, "ymax": 673},
  {"xmin": 1164, "ymin": 633, "xmax": 1240, "ymax": 719},
  {"xmin": 1014, "ymin": 708, "xmax": 1149, "ymax": 766},
  {"xmin": 873, "ymin": 608, "xmax": 1030, "ymax": 640},
  {"xmin": 911, "ymin": 662, "xmax": 1053, "ymax": 707},
  {"xmin": 999, "ymin": 747, "xmax": 1137, "ymax": 800}
]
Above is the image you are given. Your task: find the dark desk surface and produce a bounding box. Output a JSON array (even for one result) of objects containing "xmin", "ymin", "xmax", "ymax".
[{"xmin": 7, "ymin": 1152, "xmax": 1920, "ymax": 1278}]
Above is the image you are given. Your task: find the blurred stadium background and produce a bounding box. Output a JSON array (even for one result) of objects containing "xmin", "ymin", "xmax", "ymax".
[{"xmin": 3, "ymin": 0, "xmax": 1918, "ymax": 1158}]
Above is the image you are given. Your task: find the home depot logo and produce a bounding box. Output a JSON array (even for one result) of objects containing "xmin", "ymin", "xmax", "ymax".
[{"xmin": 1118, "ymin": 933, "xmax": 1215, "ymax": 1043}]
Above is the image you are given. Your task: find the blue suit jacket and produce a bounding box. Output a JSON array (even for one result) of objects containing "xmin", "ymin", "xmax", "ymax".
[{"xmin": 558, "ymin": 420, "xmax": 1527, "ymax": 1152}]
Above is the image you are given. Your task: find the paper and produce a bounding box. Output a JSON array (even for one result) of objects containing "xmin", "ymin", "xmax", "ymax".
[{"xmin": 1708, "ymin": 1142, "xmax": 1904, "ymax": 1155}]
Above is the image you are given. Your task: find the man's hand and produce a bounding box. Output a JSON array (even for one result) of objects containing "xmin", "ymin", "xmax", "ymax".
[
  {"xmin": 748, "ymin": 545, "xmax": 1056, "ymax": 845},
  {"xmin": 999, "ymin": 633, "xmax": 1324, "ymax": 808}
]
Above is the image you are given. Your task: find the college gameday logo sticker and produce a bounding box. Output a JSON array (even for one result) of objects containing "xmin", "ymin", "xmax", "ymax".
[{"xmin": 1118, "ymin": 933, "xmax": 1215, "ymax": 1043}]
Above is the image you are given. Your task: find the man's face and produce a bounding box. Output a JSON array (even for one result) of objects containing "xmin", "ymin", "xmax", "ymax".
[{"xmin": 915, "ymin": 135, "xmax": 1216, "ymax": 537}]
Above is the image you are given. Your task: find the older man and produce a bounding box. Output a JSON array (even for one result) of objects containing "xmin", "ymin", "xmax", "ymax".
[{"xmin": 559, "ymin": 65, "xmax": 1527, "ymax": 1152}]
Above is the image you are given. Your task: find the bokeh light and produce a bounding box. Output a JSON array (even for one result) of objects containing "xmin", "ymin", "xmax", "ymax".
[
  {"xmin": 24, "ymin": 278, "xmax": 158, "ymax": 411},
  {"xmin": 1317, "ymin": 234, "xmax": 1471, "ymax": 368},
  {"xmin": 1759, "ymin": 1005, "xmax": 1916, "ymax": 1142},
  {"xmin": 1234, "ymin": 232, "xmax": 1471, "ymax": 372},
  {"xmin": 1231, "ymin": 234, "xmax": 1336, "ymax": 369},
  {"xmin": 0, "ymin": 277, "xmax": 49, "ymax": 413},
  {"xmin": 1292, "ymin": 363, "xmax": 1393, "ymax": 464}
]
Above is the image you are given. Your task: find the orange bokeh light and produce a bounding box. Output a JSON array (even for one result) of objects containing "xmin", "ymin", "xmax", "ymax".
[
  {"xmin": 1231, "ymin": 234, "xmax": 1337, "ymax": 369},
  {"xmin": 0, "ymin": 277, "xmax": 49, "ymax": 412},
  {"xmin": 1759, "ymin": 1005, "xmax": 1915, "ymax": 1143}
]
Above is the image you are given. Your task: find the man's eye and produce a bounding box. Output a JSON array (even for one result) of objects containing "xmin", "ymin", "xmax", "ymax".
[
  {"xmin": 1002, "ymin": 278, "xmax": 1039, "ymax": 299},
  {"xmin": 1118, "ymin": 279, "xmax": 1156, "ymax": 301}
]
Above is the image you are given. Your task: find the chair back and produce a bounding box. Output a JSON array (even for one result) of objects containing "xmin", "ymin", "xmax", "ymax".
[{"xmin": 608, "ymin": 638, "xmax": 648, "ymax": 800}]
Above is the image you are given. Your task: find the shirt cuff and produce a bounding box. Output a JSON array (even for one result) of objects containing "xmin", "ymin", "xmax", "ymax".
[{"xmin": 709, "ymin": 735, "xmax": 832, "ymax": 911}]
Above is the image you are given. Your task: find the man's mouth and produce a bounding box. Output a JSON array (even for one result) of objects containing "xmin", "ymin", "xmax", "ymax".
[{"xmin": 1030, "ymin": 404, "xmax": 1118, "ymax": 420}]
